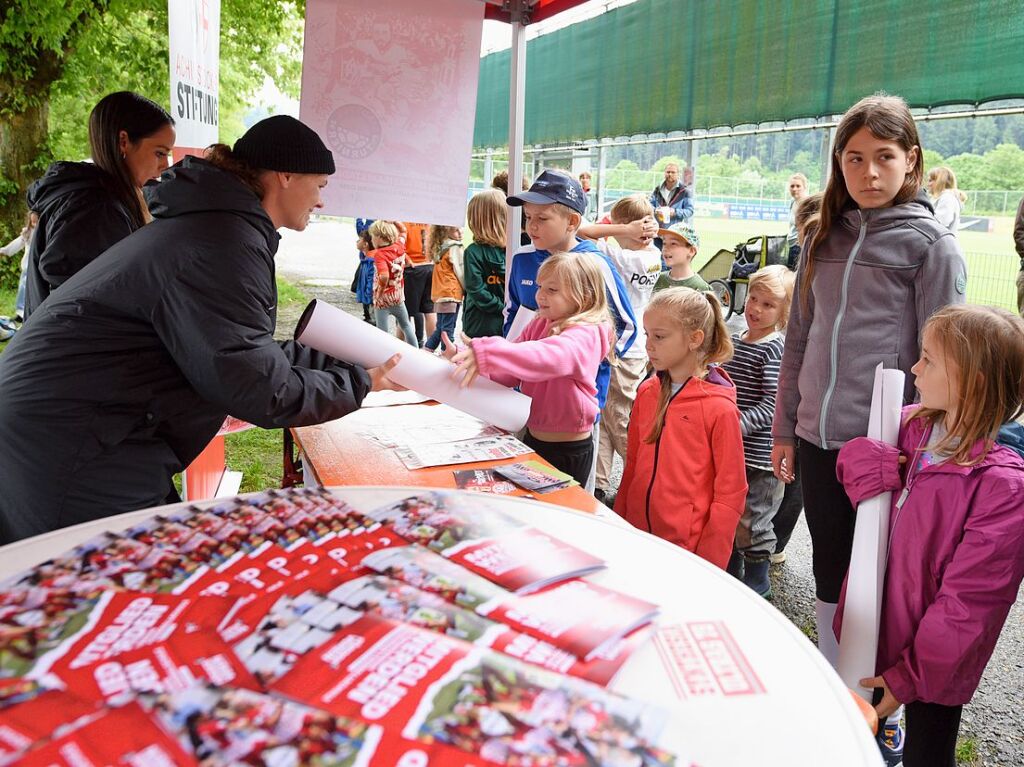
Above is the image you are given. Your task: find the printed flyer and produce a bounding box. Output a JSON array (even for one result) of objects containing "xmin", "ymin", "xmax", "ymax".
[
  {"xmin": 367, "ymin": 492, "xmax": 605, "ymax": 592},
  {"xmin": 270, "ymin": 613, "xmax": 677, "ymax": 766}
]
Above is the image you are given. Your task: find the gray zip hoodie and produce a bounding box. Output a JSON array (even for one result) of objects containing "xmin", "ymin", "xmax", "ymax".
[{"xmin": 773, "ymin": 194, "xmax": 967, "ymax": 450}]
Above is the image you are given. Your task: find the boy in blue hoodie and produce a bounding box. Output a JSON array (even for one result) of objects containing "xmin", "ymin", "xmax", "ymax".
[{"xmin": 502, "ymin": 170, "xmax": 638, "ymax": 491}]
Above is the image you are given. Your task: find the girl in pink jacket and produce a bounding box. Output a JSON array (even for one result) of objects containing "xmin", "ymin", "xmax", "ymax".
[
  {"xmin": 446, "ymin": 251, "xmax": 612, "ymax": 486},
  {"xmin": 836, "ymin": 305, "xmax": 1024, "ymax": 767}
]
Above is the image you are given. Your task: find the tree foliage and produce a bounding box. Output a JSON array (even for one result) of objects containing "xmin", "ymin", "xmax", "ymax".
[{"xmin": 0, "ymin": 0, "xmax": 304, "ymax": 286}]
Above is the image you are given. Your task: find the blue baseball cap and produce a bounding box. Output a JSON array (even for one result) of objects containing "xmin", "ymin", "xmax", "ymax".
[{"xmin": 506, "ymin": 170, "xmax": 587, "ymax": 216}]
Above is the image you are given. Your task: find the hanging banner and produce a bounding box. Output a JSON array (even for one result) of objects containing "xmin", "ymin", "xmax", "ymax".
[
  {"xmin": 300, "ymin": 0, "xmax": 484, "ymax": 225},
  {"xmin": 168, "ymin": 0, "xmax": 221, "ymax": 157}
]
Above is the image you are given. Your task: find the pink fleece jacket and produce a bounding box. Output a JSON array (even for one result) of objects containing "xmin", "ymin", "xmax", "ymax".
[{"xmin": 471, "ymin": 317, "xmax": 610, "ymax": 434}]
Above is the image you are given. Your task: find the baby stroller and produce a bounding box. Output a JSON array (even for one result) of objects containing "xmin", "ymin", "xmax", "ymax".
[{"xmin": 702, "ymin": 235, "xmax": 789, "ymax": 319}]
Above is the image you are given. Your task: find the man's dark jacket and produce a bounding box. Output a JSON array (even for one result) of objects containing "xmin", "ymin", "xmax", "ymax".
[
  {"xmin": 25, "ymin": 161, "xmax": 137, "ymax": 319},
  {"xmin": 0, "ymin": 157, "xmax": 369, "ymax": 543}
]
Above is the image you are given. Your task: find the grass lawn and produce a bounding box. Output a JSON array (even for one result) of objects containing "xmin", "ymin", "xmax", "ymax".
[{"xmin": 692, "ymin": 215, "xmax": 1020, "ymax": 311}]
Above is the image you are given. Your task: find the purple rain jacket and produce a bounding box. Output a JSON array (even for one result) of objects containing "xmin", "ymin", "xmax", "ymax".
[{"xmin": 834, "ymin": 406, "xmax": 1024, "ymax": 706}]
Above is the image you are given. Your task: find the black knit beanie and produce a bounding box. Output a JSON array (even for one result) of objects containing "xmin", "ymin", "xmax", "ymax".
[{"xmin": 233, "ymin": 115, "xmax": 336, "ymax": 174}]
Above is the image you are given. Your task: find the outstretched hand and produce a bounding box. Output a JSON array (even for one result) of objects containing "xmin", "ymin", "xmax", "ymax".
[
  {"xmin": 368, "ymin": 353, "xmax": 405, "ymax": 392},
  {"xmin": 450, "ymin": 334, "xmax": 480, "ymax": 388},
  {"xmin": 439, "ymin": 332, "xmax": 459, "ymax": 361}
]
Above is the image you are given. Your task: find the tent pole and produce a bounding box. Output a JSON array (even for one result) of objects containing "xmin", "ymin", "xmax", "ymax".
[{"xmin": 505, "ymin": 0, "xmax": 528, "ymax": 293}]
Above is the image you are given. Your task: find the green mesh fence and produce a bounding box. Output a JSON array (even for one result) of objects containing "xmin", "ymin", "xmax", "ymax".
[{"xmin": 473, "ymin": 0, "xmax": 1024, "ymax": 148}]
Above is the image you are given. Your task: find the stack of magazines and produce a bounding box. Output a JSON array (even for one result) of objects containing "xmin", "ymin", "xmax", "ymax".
[{"xmin": 0, "ymin": 489, "xmax": 685, "ymax": 766}]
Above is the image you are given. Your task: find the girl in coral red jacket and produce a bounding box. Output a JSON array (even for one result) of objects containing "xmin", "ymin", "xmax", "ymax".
[
  {"xmin": 614, "ymin": 288, "xmax": 747, "ymax": 569},
  {"xmin": 446, "ymin": 251, "xmax": 612, "ymax": 487},
  {"xmin": 836, "ymin": 305, "xmax": 1024, "ymax": 767}
]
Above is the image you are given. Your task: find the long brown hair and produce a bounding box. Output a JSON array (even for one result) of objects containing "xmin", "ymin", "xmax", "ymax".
[
  {"xmin": 644, "ymin": 288, "xmax": 733, "ymax": 443},
  {"xmin": 909, "ymin": 305, "xmax": 1024, "ymax": 465},
  {"xmin": 801, "ymin": 94, "xmax": 924, "ymax": 307},
  {"xmin": 88, "ymin": 91, "xmax": 174, "ymax": 229}
]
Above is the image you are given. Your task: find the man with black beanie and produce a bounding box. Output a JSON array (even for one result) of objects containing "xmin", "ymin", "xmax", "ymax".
[{"xmin": 0, "ymin": 115, "xmax": 401, "ymax": 543}]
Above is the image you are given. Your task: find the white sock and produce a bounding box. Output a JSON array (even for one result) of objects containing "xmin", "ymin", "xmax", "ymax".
[
  {"xmin": 886, "ymin": 707, "xmax": 904, "ymax": 727},
  {"xmin": 815, "ymin": 599, "xmax": 840, "ymax": 669}
]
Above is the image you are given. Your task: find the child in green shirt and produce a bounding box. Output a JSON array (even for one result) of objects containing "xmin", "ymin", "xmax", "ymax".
[{"xmin": 653, "ymin": 222, "xmax": 710, "ymax": 293}]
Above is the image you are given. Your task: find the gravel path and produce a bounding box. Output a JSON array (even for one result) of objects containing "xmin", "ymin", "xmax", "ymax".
[{"xmin": 276, "ymin": 219, "xmax": 1023, "ymax": 766}]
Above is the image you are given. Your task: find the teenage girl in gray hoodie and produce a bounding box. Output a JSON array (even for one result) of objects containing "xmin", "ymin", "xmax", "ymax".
[{"xmin": 770, "ymin": 93, "xmax": 966, "ymax": 758}]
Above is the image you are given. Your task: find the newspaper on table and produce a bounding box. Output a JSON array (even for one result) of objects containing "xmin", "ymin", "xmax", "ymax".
[{"xmin": 393, "ymin": 434, "xmax": 533, "ymax": 470}]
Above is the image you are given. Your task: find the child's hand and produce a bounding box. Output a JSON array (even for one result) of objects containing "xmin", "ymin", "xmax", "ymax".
[
  {"xmin": 628, "ymin": 215, "xmax": 658, "ymax": 244},
  {"xmin": 450, "ymin": 336, "xmax": 480, "ymax": 388},
  {"xmin": 859, "ymin": 675, "xmax": 901, "ymax": 718},
  {"xmin": 368, "ymin": 354, "xmax": 405, "ymax": 392},
  {"xmin": 771, "ymin": 444, "xmax": 796, "ymax": 483},
  {"xmin": 439, "ymin": 332, "xmax": 459, "ymax": 360}
]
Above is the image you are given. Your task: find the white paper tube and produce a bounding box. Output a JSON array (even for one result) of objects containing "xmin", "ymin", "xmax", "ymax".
[
  {"xmin": 295, "ymin": 299, "xmax": 532, "ymax": 433},
  {"xmin": 837, "ymin": 362, "xmax": 905, "ymax": 699},
  {"xmin": 506, "ymin": 306, "xmax": 536, "ymax": 342}
]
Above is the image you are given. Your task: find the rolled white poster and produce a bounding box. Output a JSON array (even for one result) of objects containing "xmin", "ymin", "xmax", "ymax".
[
  {"xmin": 295, "ymin": 299, "xmax": 532, "ymax": 433},
  {"xmin": 506, "ymin": 306, "xmax": 536, "ymax": 342},
  {"xmin": 837, "ymin": 362, "xmax": 905, "ymax": 700}
]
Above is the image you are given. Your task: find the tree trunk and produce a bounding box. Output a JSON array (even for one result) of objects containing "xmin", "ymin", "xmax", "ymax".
[{"xmin": 0, "ymin": 98, "xmax": 49, "ymax": 236}]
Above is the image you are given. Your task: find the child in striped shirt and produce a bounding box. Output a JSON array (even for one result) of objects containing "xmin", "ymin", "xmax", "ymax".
[{"xmin": 724, "ymin": 265, "xmax": 795, "ymax": 597}]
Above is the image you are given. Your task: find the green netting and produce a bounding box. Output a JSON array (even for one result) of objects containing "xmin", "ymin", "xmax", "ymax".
[{"xmin": 473, "ymin": 0, "xmax": 1024, "ymax": 148}]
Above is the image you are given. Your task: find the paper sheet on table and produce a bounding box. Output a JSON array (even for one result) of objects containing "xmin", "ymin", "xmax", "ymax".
[
  {"xmin": 393, "ymin": 434, "xmax": 533, "ymax": 470},
  {"xmin": 359, "ymin": 389, "xmax": 432, "ymax": 408},
  {"xmin": 838, "ymin": 363, "xmax": 905, "ymax": 700},
  {"xmin": 295, "ymin": 299, "xmax": 531, "ymax": 433},
  {"xmin": 506, "ymin": 306, "xmax": 536, "ymax": 342}
]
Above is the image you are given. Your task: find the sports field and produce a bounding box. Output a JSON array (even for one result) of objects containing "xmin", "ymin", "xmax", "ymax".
[{"xmin": 692, "ymin": 216, "xmax": 1019, "ymax": 311}]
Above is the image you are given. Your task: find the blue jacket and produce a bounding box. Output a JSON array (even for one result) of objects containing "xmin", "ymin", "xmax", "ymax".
[
  {"xmin": 502, "ymin": 238, "xmax": 638, "ymax": 410},
  {"xmin": 355, "ymin": 252, "xmax": 375, "ymax": 305},
  {"xmin": 649, "ymin": 183, "xmax": 693, "ymax": 225}
]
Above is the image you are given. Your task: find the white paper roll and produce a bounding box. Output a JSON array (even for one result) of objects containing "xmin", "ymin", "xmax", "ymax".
[
  {"xmin": 837, "ymin": 362, "xmax": 905, "ymax": 699},
  {"xmin": 295, "ymin": 299, "xmax": 532, "ymax": 433}
]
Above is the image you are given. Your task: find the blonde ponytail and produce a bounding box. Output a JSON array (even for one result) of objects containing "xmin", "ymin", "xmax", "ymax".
[{"xmin": 643, "ymin": 287, "xmax": 733, "ymax": 444}]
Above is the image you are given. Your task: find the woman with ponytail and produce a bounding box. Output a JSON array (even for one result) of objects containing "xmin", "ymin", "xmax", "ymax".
[
  {"xmin": 25, "ymin": 91, "xmax": 175, "ymax": 318},
  {"xmin": 0, "ymin": 115, "xmax": 400, "ymax": 544},
  {"xmin": 614, "ymin": 287, "xmax": 747, "ymax": 569}
]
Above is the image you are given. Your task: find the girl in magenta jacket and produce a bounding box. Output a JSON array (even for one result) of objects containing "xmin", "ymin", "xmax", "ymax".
[
  {"xmin": 446, "ymin": 251, "xmax": 612, "ymax": 486},
  {"xmin": 835, "ymin": 305, "xmax": 1024, "ymax": 767}
]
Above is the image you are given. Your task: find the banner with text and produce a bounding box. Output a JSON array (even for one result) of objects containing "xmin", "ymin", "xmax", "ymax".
[
  {"xmin": 169, "ymin": 0, "xmax": 220, "ymax": 156},
  {"xmin": 300, "ymin": 0, "xmax": 484, "ymax": 225}
]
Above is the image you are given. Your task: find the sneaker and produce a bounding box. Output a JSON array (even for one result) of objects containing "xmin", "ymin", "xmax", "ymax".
[
  {"xmin": 593, "ymin": 488, "xmax": 614, "ymax": 508},
  {"xmin": 876, "ymin": 716, "xmax": 905, "ymax": 767},
  {"xmin": 0, "ymin": 326, "xmax": 14, "ymax": 342},
  {"xmin": 770, "ymin": 551, "xmax": 787, "ymax": 565}
]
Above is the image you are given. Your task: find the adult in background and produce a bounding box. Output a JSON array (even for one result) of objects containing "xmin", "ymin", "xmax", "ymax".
[
  {"xmin": 926, "ymin": 166, "xmax": 965, "ymax": 235},
  {"xmin": 579, "ymin": 171, "xmax": 596, "ymax": 222},
  {"xmin": 0, "ymin": 116, "xmax": 400, "ymax": 544},
  {"xmin": 0, "ymin": 209, "xmax": 38, "ymax": 329},
  {"xmin": 648, "ymin": 163, "xmax": 693, "ymax": 228},
  {"xmin": 25, "ymin": 91, "xmax": 175, "ymax": 319},
  {"xmin": 785, "ymin": 173, "xmax": 808, "ymax": 269},
  {"xmin": 1015, "ymin": 193, "xmax": 1024, "ymax": 314}
]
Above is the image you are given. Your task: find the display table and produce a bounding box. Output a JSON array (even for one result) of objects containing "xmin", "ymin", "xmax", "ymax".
[
  {"xmin": 290, "ymin": 404, "xmax": 603, "ymax": 514},
  {"xmin": 0, "ymin": 488, "xmax": 880, "ymax": 766}
]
